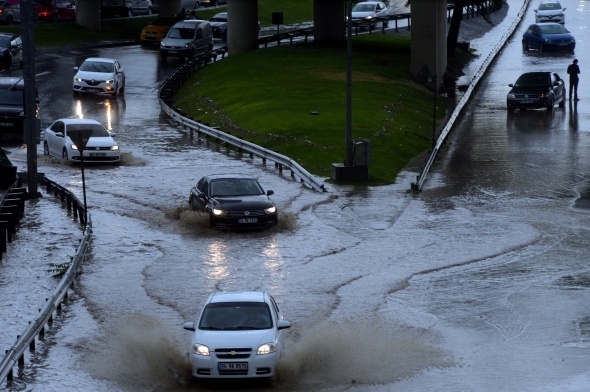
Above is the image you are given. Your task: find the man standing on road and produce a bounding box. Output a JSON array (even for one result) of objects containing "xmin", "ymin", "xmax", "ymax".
[{"xmin": 567, "ymin": 59, "xmax": 580, "ymax": 101}]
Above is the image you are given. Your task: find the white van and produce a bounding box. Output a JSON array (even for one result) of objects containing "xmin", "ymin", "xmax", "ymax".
[{"xmin": 160, "ymin": 19, "xmax": 213, "ymax": 62}]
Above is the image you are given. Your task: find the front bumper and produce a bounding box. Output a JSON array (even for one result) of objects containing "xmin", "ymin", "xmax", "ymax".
[{"xmin": 188, "ymin": 351, "xmax": 280, "ymax": 378}]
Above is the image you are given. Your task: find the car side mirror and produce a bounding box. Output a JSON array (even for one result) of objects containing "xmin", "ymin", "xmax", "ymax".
[
  {"xmin": 278, "ymin": 320, "xmax": 291, "ymax": 330},
  {"xmin": 56, "ymin": 132, "xmax": 64, "ymax": 138},
  {"xmin": 183, "ymin": 322, "xmax": 196, "ymax": 331},
  {"xmin": 73, "ymin": 66, "xmax": 79, "ymax": 71},
  {"xmin": 508, "ymin": 83, "xmax": 514, "ymax": 87},
  {"xmin": 267, "ymin": 190, "xmax": 274, "ymax": 196},
  {"xmin": 563, "ymin": 7, "xmax": 566, "ymax": 11}
]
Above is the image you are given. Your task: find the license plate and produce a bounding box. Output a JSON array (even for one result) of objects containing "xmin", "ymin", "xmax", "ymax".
[
  {"xmin": 219, "ymin": 362, "xmax": 248, "ymax": 371},
  {"xmin": 0, "ymin": 122, "xmax": 14, "ymax": 127},
  {"xmin": 89, "ymin": 153, "xmax": 106, "ymax": 157},
  {"xmin": 238, "ymin": 218, "xmax": 258, "ymax": 224},
  {"xmin": 520, "ymin": 100, "xmax": 533, "ymax": 104},
  {"xmin": 168, "ymin": 50, "xmax": 177, "ymax": 54}
]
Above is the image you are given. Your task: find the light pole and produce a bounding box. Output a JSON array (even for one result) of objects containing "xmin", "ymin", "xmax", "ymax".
[{"xmin": 345, "ymin": 0, "xmax": 353, "ymax": 167}]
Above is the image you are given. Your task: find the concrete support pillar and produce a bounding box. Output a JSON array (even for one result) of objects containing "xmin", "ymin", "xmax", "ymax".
[
  {"xmin": 158, "ymin": 0, "xmax": 183, "ymax": 16},
  {"xmin": 227, "ymin": 0, "xmax": 259, "ymax": 55},
  {"xmin": 314, "ymin": 0, "xmax": 345, "ymax": 42},
  {"xmin": 410, "ymin": 0, "xmax": 447, "ymax": 87},
  {"xmin": 75, "ymin": 0, "xmax": 101, "ymax": 31}
]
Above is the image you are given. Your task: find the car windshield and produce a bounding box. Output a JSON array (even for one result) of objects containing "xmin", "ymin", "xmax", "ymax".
[
  {"xmin": 539, "ymin": 2, "xmax": 561, "ymax": 10},
  {"xmin": 199, "ymin": 302, "xmax": 272, "ymax": 331},
  {"xmin": 65, "ymin": 124, "xmax": 110, "ymax": 137},
  {"xmin": 0, "ymin": 37, "xmax": 10, "ymax": 47},
  {"xmin": 514, "ymin": 73, "xmax": 549, "ymax": 87},
  {"xmin": 210, "ymin": 15, "xmax": 226, "ymax": 22},
  {"xmin": 209, "ymin": 179, "xmax": 265, "ymax": 197},
  {"xmin": 167, "ymin": 27, "xmax": 194, "ymax": 39},
  {"xmin": 538, "ymin": 24, "xmax": 568, "ymax": 34},
  {"xmin": 80, "ymin": 61, "xmax": 114, "ymax": 73},
  {"xmin": 0, "ymin": 89, "xmax": 23, "ymax": 106},
  {"xmin": 352, "ymin": 3, "xmax": 376, "ymax": 12}
]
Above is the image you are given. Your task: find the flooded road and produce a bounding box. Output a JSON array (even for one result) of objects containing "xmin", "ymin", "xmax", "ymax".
[{"xmin": 2, "ymin": 0, "xmax": 590, "ymax": 390}]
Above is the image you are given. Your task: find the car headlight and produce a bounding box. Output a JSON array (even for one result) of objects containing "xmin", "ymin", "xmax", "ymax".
[
  {"xmin": 105, "ymin": 79, "xmax": 114, "ymax": 85},
  {"xmin": 70, "ymin": 144, "xmax": 78, "ymax": 150},
  {"xmin": 257, "ymin": 343, "xmax": 276, "ymax": 355},
  {"xmin": 507, "ymin": 93, "xmax": 515, "ymax": 99},
  {"xmin": 364, "ymin": 16, "xmax": 373, "ymax": 20},
  {"xmin": 192, "ymin": 344, "xmax": 210, "ymax": 356},
  {"xmin": 110, "ymin": 145, "xmax": 119, "ymax": 151},
  {"xmin": 212, "ymin": 208, "xmax": 228, "ymax": 216},
  {"xmin": 265, "ymin": 206, "xmax": 276, "ymax": 214},
  {"xmin": 74, "ymin": 77, "xmax": 83, "ymax": 83}
]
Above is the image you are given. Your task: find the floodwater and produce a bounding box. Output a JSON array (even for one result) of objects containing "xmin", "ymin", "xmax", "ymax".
[{"xmin": 2, "ymin": 0, "xmax": 590, "ymax": 391}]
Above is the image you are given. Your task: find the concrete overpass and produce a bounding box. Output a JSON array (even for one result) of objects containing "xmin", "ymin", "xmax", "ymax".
[{"xmin": 74, "ymin": 0, "xmax": 447, "ymax": 86}]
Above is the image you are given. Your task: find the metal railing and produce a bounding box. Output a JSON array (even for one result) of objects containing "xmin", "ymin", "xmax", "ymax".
[{"xmin": 0, "ymin": 177, "xmax": 92, "ymax": 388}]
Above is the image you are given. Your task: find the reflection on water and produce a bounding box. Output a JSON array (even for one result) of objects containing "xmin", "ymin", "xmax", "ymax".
[{"xmin": 72, "ymin": 96, "xmax": 126, "ymax": 131}]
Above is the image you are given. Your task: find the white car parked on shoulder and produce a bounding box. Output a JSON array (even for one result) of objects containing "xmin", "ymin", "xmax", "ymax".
[
  {"xmin": 43, "ymin": 118, "xmax": 120, "ymax": 164},
  {"xmin": 183, "ymin": 291, "xmax": 291, "ymax": 379}
]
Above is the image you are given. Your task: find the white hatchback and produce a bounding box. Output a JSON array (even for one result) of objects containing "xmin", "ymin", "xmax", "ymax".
[
  {"xmin": 534, "ymin": 0, "xmax": 566, "ymax": 24},
  {"xmin": 72, "ymin": 57, "xmax": 125, "ymax": 96},
  {"xmin": 183, "ymin": 291, "xmax": 291, "ymax": 379},
  {"xmin": 43, "ymin": 118, "xmax": 120, "ymax": 163}
]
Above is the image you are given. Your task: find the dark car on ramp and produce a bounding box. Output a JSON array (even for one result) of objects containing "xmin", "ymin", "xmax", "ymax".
[
  {"xmin": 506, "ymin": 72, "xmax": 565, "ymax": 111},
  {"xmin": 188, "ymin": 174, "xmax": 278, "ymax": 231}
]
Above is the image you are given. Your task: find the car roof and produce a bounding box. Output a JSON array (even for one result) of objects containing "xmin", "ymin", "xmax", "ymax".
[
  {"xmin": 54, "ymin": 118, "xmax": 104, "ymax": 125},
  {"xmin": 0, "ymin": 33, "xmax": 17, "ymax": 39},
  {"xmin": 81, "ymin": 57, "xmax": 117, "ymax": 63},
  {"xmin": 205, "ymin": 173, "xmax": 256, "ymax": 181},
  {"xmin": 212, "ymin": 12, "xmax": 227, "ymax": 17},
  {"xmin": 208, "ymin": 291, "xmax": 268, "ymax": 304},
  {"xmin": 172, "ymin": 19, "xmax": 209, "ymax": 28}
]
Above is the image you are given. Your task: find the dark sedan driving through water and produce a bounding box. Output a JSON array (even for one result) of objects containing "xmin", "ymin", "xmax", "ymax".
[{"xmin": 188, "ymin": 174, "xmax": 278, "ymax": 231}]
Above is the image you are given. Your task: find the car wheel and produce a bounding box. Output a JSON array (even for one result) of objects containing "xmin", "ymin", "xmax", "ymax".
[
  {"xmin": 539, "ymin": 43, "xmax": 544, "ymax": 54},
  {"xmin": 53, "ymin": 12, "xmax": 59, "ymax": 22},
  {"xmin": 147, "ymin": 7, "xmax": 153, "ymax": 15},
  {"xmin": 160, "ymin": 54, "xmax": 167, "ymax": 62},
  {"xmin": 43, "ymin": 142, "xmax": 49, "ymax": 156},
  {"xmin": 73, "ymin": 90, "xmax": 79, "ymax": 96},
  {"xmin": 7, "ymin": 15, "xmax": 13, "ymax": 24},
  {"xmin": 62, "ymin": 148, "xmax": 69, "ymax": 161},
  {"xmin": 120, "ymin": 83, "xmax": 125, "ymax": 94},
  {"xmin": 547, "ymin": 96, "xmax": 554, "ymax": 111},
  {"xmin": 127, "ymin": 8, "xmax": 133, "ymax": 17},
  {"xmin": 522, "ymin": 41, "xmax": 528, "ymax": 52}
]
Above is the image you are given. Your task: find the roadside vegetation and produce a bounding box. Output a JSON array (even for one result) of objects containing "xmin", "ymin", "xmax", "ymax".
[{"xmin": 0, "ymin": 0, "xmax": 473, "ymax": 185}]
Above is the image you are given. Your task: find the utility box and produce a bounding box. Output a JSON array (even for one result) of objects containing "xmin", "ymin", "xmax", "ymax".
[{"xmin": 353, "ymin": 139, "xmax": 371, "ymax": 166}]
